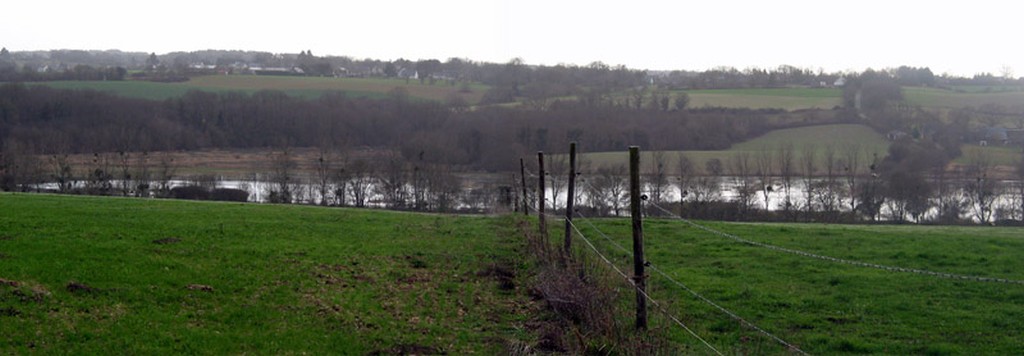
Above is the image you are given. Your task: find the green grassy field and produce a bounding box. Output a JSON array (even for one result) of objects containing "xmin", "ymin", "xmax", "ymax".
[
  {"xmin": 0, "ymin": 194, "xmax": 528, "ymax": 354},
  {"xmin": 5, "ymin": 194, "xmax": 1024, "ymax": 354},
  {"xmin": 955, "ymin": 144, "xmax": 1023, "ymax": 168},
  {"xmin": 579, "ymin": 124, "xmax": 890, "ymax": 173},
  {"xmin": 903, "ymin": 86, "xmax": 1024, "ymax": 109},
  {"xmin": 599, "ymin": 88, "xmax": 842, "ymax": 111},
  {"xmin": 33, "ymin": 75, "xmax": 490, "ymax": 104},
  {"xmin": 684, "ymin": 88, "xmax": 843, "ymax": 111},
  {"xmin": 570, "ymin": 216, "xmax": 1024, "ymax": 354}
]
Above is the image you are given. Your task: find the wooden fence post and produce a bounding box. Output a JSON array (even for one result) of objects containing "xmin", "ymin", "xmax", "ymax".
[
  {"xmin": 629, "ymin": 146, "xmax": 647, "ymax": 330},
  {"xmin": 538, "ymin": 152, "xmax": 547, "ymax": 240},
  {"xmin": 520, "ymin": 158, "xmax": 529, "ymax": 216},
  {"xmin": 564, "ymin": 142, "xmax": 577, "ymax": 256}
]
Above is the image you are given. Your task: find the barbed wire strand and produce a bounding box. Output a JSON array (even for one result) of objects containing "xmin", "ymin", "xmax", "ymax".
[
  {"xmin": 646, "ymin": 201, "xmax": 1024, "ymax": 285},
  {"xmin": 565, "ymin": 218, "xmax": 724, "ymax": 356},
  {"xmin": 525, "ymin": 199, "xmax": 562, "ymax": 219},
  {"xmin": 573, "ymin": 210, "xmax": 808, "ymax": 355}
]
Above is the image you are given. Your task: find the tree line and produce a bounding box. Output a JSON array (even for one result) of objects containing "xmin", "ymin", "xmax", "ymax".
[
  {"xmin": 528, "ymin": 143, "xmax": 1024, "ymax": 226},
  {"xmin": 0, "ymin": 83, "xmax": 824, "ymax": 171}
]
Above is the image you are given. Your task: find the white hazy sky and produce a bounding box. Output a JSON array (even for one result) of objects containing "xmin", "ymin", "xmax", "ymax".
[{"xmin": 2, "ymin": 0, "xmax": 1021, "ymax": 76}]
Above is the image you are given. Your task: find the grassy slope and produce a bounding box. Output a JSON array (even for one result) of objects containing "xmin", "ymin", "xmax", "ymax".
[
  {"xmin": 600, "ymin": 88, "xmax": 842, "ymax": 111},
  {"xmin": 581, "ymin": 124, "xmax": 890, "ymax": 172},
  {"xmin": 32, "ymin": 75, "xmax": 489, "ymax": 104},
  {"xmin": 684, "ymin": 88, "xmax": 843, "ymax": 111},
  {"xmin": 571, "ymin": 217, "xmax": 1024, "ymax": 354},
  {"xmin": 903, "ymin": 86, "xmax": 1024, "ymax": 109},
  {"xmin": 957, "ymin": 144, "xmax": 1023, "ymax": 167},
  {"xmin": 0, "ymin": 194, "xmax": 528, "ymax": 354}
]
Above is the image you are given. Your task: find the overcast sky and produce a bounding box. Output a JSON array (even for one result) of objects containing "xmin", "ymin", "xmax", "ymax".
[{"xmin": 3, "ymin": 0, "xmax": 1021, "ymax": 76}]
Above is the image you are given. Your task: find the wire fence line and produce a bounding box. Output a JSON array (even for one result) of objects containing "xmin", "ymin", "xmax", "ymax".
[
  {"xmin": 647, "ymin": 201, "xmax": 1024, "ymax": 286},
  {"xmin": 572, "ymin": 210, "xmax": 809, "ymax": 355},
  {"xmin": 565, "ymin": 218, "xmax": 724, "ymax": 355},
  {"xmin": 525, "ymin": 199, "xmax": 562, "ymax": 219}
]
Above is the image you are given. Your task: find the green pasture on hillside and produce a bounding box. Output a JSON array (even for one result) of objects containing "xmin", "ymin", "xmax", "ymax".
[
  {"xmin": 4, "ymin": 193, "xmax": 1024, "ymax": 354},
  {"xmin": 579, "ymin": 124, "xmax": 890, "ymax": 173},
  {"xmin": 0, "ymin": 194, "xmax": 527, "ymax": 354},
  {"xmin": 684, "ymin": 88, "xmax": 843, "ymax": 111},
  {"xmin": 956, "ymin": 144, "xmax": 1024, "ymax": 167},
  {"xmin": 569, "ymin": 216, "xmax": 1024, "ymax": 354},
  {"xmin": 32, "ymin": 75, "xmax": 489, "ymax": 104},
  {"xmin": 602, "ymin": 87, "xmax": 842, "ymax": 111},
  {"xmin": 903, "ymin": 86, "xmax": 1024, "ymax": 109}
]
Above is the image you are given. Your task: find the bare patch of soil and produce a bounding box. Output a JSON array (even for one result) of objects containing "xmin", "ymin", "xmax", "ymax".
[
  {"xmin": 369, "ymin": 343, "xmax": 445, "ymax": 355},
  {"xmin": 0, "ymin": 307, "xmax": 21, "ymax": 317},
  {"xmin": 152, "ymin": 237, "xmax": 182, "ymax": 244},
  {"xmin": 186, "ymin": 284, "xmax": 214, "ymax": 292},
  {"xmin": 477, "ymin": 263, "xmax": 517, "ymax": 291},
  {"xmin": 66, "ymin": 282, "xmax": 99, "ymax": 294}
]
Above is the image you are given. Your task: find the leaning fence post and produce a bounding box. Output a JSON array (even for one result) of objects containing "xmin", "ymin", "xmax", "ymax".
[
  {"xmin": 538, "ymin": 152, "xmax": 547, "ymax": 241},
  {"xmin": 564, "ymin": 142, "xmax": 577, "ymax": 256},
  {"xmin": 520, "ymin": 158, "xmax": 529, "ymax": 217},
  {"xmin": 629, "ymin": 146, "xmax": 648, "ymax": 330}
]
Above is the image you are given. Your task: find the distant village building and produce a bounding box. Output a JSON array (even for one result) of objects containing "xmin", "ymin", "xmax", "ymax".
[
  {"xmin": 251, "ymin": 67, "xmax": 305, "ymax": 76},
  {"xmin": 975, "ymin": 127, "xmax": 1024, "ymax": 148},
  {"xmin": 979, "ymin": 127, "xmax": 1009, "ymax": 146},
  {"xmin": 833, "ymin": 77, "xmax": 847, "ymax": 87},
  {"xmin": 886, "ymin": 130, "xmax": 908, "ymax": 141},
  {"xmin": 397, "ymin": 68, "xmax": 418, "ymax": 79}
]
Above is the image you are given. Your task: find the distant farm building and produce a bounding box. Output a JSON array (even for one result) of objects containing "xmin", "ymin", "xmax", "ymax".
[
  {"xmin": 886, "ymin": 130, "xmax": 908, "ymax": 141},
  {"xmin": 251, "ymin": 67, "xmax": 305, "ymax": 76}
]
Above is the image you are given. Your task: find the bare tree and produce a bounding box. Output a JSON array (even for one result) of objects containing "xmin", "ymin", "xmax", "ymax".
[
  {"xmin": 153, "ymin": 153, "xmax": 177, "ymax": 198},
  {"xmin": 347, "ymin": 158, "xmax": 374, "ymax": 208},
  {"xmin": 816, "ymin": 144, "xmax": 843, "ymax": 216},
  {"xmin": 673, "ymin": 92, "xmax": 690, "ymax": 111},
  {"xmin": 884, "ymin": 170, "xmax": 931, "ymax": 223},
  {"xmin": 800, "ymin": 145, "xmax": 817, "ymax": 215},
  {"xmin": 329, "ymin": 153, "xmax": 350, "ymax": 207},
  {"xmin": 575, "ymin": 155, "xmax": 592, "ymax": 209},
  {"xmin": 776, "ymin": 143, "xmax": 796, "ymax": 215},
  {"xmin": 427, "ymin": 164, "xmax": 462, "ymax": 212},
  {"xmin": 933, "ymin": 164, "xmax": 967, "ymax": 223},
  {"xmin": 676, "ymin": 154, "xmax": 695, "ymax": 214},
  {"xmin": 730, "ymin": 152, "xmax": 756, "ymax": 214},
  {"xmin": 117, "ymin": 151, "xmax": 133, "ymax": 196},
  {"xmin": 755, "ymin": 146, "xmax": 774, "ymax": 211},
  {"xmin": 692, "ymin": 159, "xmax": 722, "ymax": 206},
  {"xmin": 587, "ymin": 165, "xmax": 628, "ymax": 216},
  {"xmin": 410, "ymin": 162, "xmax": 429, "ymax": 211},
  {"xmin": 547, "ymin": 154, "xmax": 568, "ymax": 211},
  {"xmin": 313, "ymin": 147, "xmax": 334, "ymax": 206},
  {"xmin": 0, "ymin": 140, "xmax": 43, "ymax": 192},
  {"xmin": 965, "ymin": 150, "xmax": 997, "ymax": 224},
  {"xmin": 135, "ymin": 152, "xmax": 151, "ymax": 197},
  {"xmin": 1014, "ymin": 156, "xmax": 1024, "ymax": 221},
  {"xmin": 858, "ymin": 174, "xmax": 885, "ymax": 221},
  {"xmin": 842, "ymin": 144, "xmax": 862, "ymax": 212},
  {"xmin": 49, "ymin": 153, "xmax": 75, "ymax": 193},
  {"xmin": 647, "ymin": 150, "xmax": 670, "ymax": 206},
  {"xmin": 86, "ymin": 153, "xmax": 114, "ymax": 195},
  {"xmin": 376, "ymin": 152, "xmax": 408, "ymax": 209},
  {"xmin": 630, "ymin": 88, "xmax": 646, "ymax": 110},
  {"xmin": 267, "ymin": 148, "xmax": 297, "ymax": 204}
]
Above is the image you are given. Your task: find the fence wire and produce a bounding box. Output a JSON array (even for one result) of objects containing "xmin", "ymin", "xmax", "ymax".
[
  {"xmin": 573, "ymin": 210, "xmax": 808, "ymax": 355},
  {"xmin": 647, "ymin": 201, "xmax": 1024, "ymax": 285},
  {"xmin": 525, "ymin": 199, "xmax": 562, "ymax": 219},
  {"xmin": 565, "ymin": 218, "xmax": 724, "ymax": 355}
]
